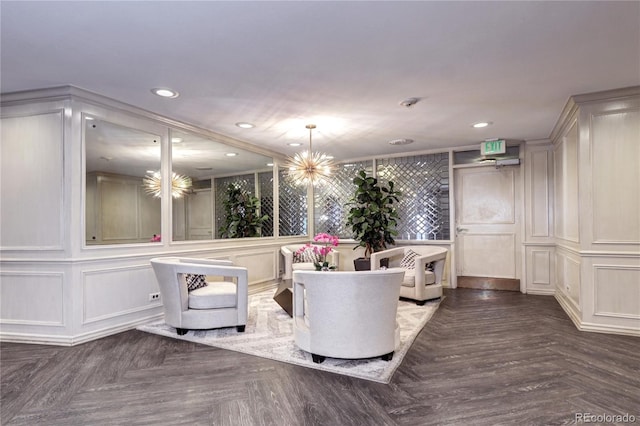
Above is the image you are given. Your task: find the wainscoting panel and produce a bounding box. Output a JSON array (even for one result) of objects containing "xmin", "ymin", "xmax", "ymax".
[
  {"xmin": 0, "ymin": 110, "xmax": 65, "ymax": 250},
  {"xmin": 529, "ymin": 150, "xmax": 551, "ymax": 238},
  {"xmin": 591, "ymin": 108, "xmax": 640, "ymax": 245},
  {"xmin": 232, "ymin": 249, "xmax": 278, "ymax": 285},
  {"xmin": 593, "ymin": 265, "xmax": 640, "ymax": 319},
  {"xmin": 525, "ymin": 246, "xmax": 555, "ymax": 295},
  {"xmin": 0, "ymin": 272, "xmax": 65, "ymax": 325},
  {"xmin": 83, "ymin": 264, "xmax": 161, "ymax": 325},
  {"xmin": 553, "ymin": 120, "xmax": 579, "ymax": 244},
  {"xmin": 555, "ymin": 249, "xmax": 581, "ymax": 310}
]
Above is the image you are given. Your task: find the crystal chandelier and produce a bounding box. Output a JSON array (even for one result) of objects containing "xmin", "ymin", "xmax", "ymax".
[
  {"xmin": 286, "ymin": 124, "xmax": 334, "ymax": 186},
  {"xmin": 143, "ymin": 171, "xmax": 192, "ymax": 198}
]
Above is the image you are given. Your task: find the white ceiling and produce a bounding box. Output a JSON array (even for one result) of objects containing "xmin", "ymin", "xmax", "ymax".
[{"xmin": 2, "ymin": 1, "xmax": 639, "ymax": 160}]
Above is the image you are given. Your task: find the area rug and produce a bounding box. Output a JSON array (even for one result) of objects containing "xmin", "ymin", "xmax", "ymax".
[{"xmin": 137, "ymin": 290, "xmax": 440, "ymax": 384}]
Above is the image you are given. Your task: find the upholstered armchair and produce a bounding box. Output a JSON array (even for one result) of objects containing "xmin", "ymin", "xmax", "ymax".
[
  {"xmin": 292, "ymin": 269, "xmax": 405, "ymax": 363},
  {"xmin": 280, "ymin": 244, "xmax": 340, "ymax": 281},
  {"xmin": 150, "ymin": 257, "xmax": 248, "ymax": 335},
  {"xmin": 370, "ymin": 246, "xmax": 448, "ymax": 305}
]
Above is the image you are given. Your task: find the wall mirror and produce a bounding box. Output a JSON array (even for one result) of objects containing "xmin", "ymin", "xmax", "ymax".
[
  {"xmin": 170, "ymin": 130, "xmax": 275, "ymax": 241},
  {"xmin": 85, "ymin": 116, "xmax": 161, "ymax": 245}
]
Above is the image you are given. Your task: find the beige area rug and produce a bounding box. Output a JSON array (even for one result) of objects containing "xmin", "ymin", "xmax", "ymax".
[{"xmin": 137, "ymin": 290, "xmax": 440, "ymax": 384}]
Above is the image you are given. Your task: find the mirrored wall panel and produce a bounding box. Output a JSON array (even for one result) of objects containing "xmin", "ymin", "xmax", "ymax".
[
  {"xmin": 170, "ymin": 130, "xmax": 275, "ymax": 241},
  {"xmin": 85, "ymin": 117, "xmax": 161, "ymax": 245}
]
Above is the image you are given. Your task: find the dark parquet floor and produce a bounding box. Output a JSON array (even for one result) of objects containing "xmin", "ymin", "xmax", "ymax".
[{"xmin": 1, "ymin": 288, "xmax": 639, "ymax": 426}]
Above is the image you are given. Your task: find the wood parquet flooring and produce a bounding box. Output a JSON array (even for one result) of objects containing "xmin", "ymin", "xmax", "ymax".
[{"xmin": 1, "ymin": 288, "xmax": 638, "ymax": 425}]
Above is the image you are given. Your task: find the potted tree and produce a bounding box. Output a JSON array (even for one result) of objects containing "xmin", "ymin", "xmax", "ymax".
[
  {"xmin": 219, "ymin": 184, "xmax": 269, "ymax": 238},
  {"xmin": 346, "ymin": 170, "xmax": 401, "ymax": 270}
]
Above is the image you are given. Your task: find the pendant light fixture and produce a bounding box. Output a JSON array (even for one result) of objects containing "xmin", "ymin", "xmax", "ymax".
[
  {"xmin": 143, "ymin": 171, "xmax": 192, "ymax": 198},
  {"xmin": 286, "ymin": 124, "xmax": 334, "ymax": 186}
]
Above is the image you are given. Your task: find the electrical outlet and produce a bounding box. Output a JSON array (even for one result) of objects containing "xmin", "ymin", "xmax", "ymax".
[{"xmin": 149, "ymin": 292, "xmax": 161, "ymax": 302}]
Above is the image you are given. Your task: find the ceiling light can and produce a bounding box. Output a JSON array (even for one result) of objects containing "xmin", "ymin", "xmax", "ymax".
[{"xmin": 151, "ymin": 88, "xmax": 179, "ymax": 98}]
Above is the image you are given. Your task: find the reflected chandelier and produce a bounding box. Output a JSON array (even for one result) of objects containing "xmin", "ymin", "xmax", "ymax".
[
  {"xmin": 286, "ymin": 124, "xmax": 334, "ymax": 186},
  {"xmin": 143, "ymin": 171, "xmax": 192, "ymax": 198}
]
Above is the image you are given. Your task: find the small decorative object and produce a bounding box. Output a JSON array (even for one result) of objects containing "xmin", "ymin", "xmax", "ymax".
[
  {"xmin": 295, "ymin": 233, "xmax": 339, "ymax": 271},
  {"xmin": 150, "ymin": 234, "xmax": 161, "ymax": 242}
]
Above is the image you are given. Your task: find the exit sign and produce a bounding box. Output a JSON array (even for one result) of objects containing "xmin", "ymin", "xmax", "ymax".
[{"xmin": 481, "ymin": 139, "xmax": 506, "ymax": 155}]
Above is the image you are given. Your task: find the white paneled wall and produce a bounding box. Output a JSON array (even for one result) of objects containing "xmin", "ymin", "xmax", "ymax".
[
  {"xmin": 0, "ymin": 87, "xmax": 293, "ymax": 346},
  {"xmin": 2, "ymin": 85, "xmax": 638, "ymax": 345},
  {"xmin": 1, "ymin": 110, "xmax": 66, "ymax": 250},
  {"xmin": 550, "ymin": 87, "xmax": 640, "ymax": 336}
]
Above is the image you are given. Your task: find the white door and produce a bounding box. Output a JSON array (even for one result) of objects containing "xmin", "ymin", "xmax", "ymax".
[{"xmin": 454, "ymin": 166, "xmax": 521, "ymax": 289}]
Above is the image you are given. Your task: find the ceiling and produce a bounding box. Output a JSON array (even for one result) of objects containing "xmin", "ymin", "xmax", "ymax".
[{"xmin": 2, "ymin": 1, "xmax": 639, "ymax": 161}]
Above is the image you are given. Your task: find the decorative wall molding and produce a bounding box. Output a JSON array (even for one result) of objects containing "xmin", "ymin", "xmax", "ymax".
[
  {"xmin": 531, "ymin": 250, "xmax": 552, "ymax": 285},
  {"xmin": 0, "ymin": 271, "xmax": 65, "ymax": 326},
  {"xmin": 593, "ymin": 264, "xmax": 640, "ymax": 320}
]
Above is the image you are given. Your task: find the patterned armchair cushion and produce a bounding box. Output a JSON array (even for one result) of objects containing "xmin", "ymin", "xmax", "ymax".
[{"xmin": 185, "ymin": 274, "xmax": 207, "ymax": 291}]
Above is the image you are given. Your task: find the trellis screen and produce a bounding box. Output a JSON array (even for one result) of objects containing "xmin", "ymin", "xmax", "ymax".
[
  {"xmin": 279, "ymin": 169, "xmax": 308, "ymax": 236},
  {"xmin": 377, "ymin": 153, "xmax": 450, "ymax": 240},
  {"xmin": 258, "ymin": 171, "xmax": 274, "ymax": 237},
  {"xmin": 313, "ymin": 160, "xmax": 373, "ymax": 238}
]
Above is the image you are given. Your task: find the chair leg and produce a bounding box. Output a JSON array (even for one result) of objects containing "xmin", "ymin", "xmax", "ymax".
[
  {"xmin": 236, "ymin": 325, "xmax": 246, "ymax": 332},
  {"xmin": 311, "ymin": 354, "xmax": 326, "ymax": 364},
  {"xmin": 381, "ymin": 351, "xmax": 394, "ymax": 361},
  {"xmin": 176, "ymin": 328, "xmax": 188, "ymax": 336}
]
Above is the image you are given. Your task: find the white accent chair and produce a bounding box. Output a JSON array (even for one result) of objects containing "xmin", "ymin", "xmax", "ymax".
[
  {"xmin": 150, "ymin": 257, "xmax": 248, "ymax": 335},
  {"xmin": 292, "ymin": 269, "xmax": 405, "ymax": 364},
  {"xmin": 281, "ymin": 244, "xmax": 340, "ymax": 281},
  {"xmin": 370, "ymin": 246, "xmax": 448, "ymax": 305}
]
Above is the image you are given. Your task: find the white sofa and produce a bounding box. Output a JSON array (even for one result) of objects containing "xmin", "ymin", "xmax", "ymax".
[
  {"xmin": 281, "ymin": 244, "xmax": 340, "ymax": 280},
  {"xmin": 370, "ymin": 246, "xmax": 447, "ymax": 305},
  {"xmin": 292, "ymin": 269, "xmax": 405, "ymax": 363}
]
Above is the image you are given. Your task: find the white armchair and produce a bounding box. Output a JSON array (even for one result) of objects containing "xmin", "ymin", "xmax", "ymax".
[
  {"xmin": 150, "ymin": 257, "xmax": 248, "ymax": 335},
  {"xmin": 370, "ymin": 246, "xmax": 448, "ymax": 305},
  {"xmin": 280, "ymin": 244, "xmax": 340, "ymax": 281},
  {"xmin": 292, "ymin": 269, "xmax": 405, "ymax": 363}
]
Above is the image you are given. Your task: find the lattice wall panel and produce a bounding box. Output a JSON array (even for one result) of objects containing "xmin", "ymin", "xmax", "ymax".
[
  {"xmin": 258, "ymin": 171, "xmax": 274, "ymax": 237},
  {"xmin": 314, "ymin": 161, "xmax": 373, "ymax": 237},
  {"xmin": 279, "ymin": 169, "xmax": 307, "ymax": 236},
  {"xmin": 377, "ymin": 153, "xmax": 450, "ymax": 240}
]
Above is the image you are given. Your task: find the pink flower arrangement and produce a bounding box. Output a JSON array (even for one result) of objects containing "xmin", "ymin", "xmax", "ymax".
[
  {"xmin": 296, "ymin": 233, "xmax": 339, "ymax": 270},
  {"xmin": 150, "ymin": 234, "xmax": 161, "ymax": 242}
]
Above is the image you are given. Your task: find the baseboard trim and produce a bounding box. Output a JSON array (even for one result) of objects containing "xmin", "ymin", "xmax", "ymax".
[
  {"xmin": 0, "ymin": 313, "xmax": 164, "ymax": 346},
  {"xmin": 555, "ymin": 294, "xmax": 639, "ymax": 337},
  {"xmin": 526, "ymin": 289, "xmax": 556, "ymax": 296}
]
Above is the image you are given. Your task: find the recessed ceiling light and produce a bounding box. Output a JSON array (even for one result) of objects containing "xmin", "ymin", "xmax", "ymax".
[
  {"xmin": 388, "ymin": 138, "xmax": 414, "ymax": 146},
  {"xmin": 288, "ymin": 142, "xmax": 302, "ymax": 147},
  {"xmin": 85, "ymin": 116, "xmax": 94, "ymax": 121},
  {"xmin": 266, "ymin": 163, "xmax": 274, "ymax": 167},
  {"xmin": 472, "ymin": 121, "xmax": 492, "ymax": 128},
  {"xmin": 225, "ymin": 152, "xmax": 238, "ymax": 157},
  {"xmin": 151, "ymin": 88, "xmax": 179, "ymax": 98},
  {"xmin": 235, "ymin": 122, "xmax": 255, "ymax": 129},
  {"xmin": 171, "ymin": 137, "xmax": 183, "ymax": 143}
]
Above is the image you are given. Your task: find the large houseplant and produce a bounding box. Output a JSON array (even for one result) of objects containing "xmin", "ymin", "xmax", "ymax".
[
  {"xmin": 346, "ymin": 170, "xmax": 401, "ymax": 270},
  {"xmin": 219, "ymin": 184, "xmax": 269, "ymax": 238}
]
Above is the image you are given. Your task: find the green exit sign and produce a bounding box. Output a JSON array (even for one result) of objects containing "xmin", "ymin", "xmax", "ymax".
[{"xmin": 481, "ymin": 139, "xmax": 506, "ymax": 155}]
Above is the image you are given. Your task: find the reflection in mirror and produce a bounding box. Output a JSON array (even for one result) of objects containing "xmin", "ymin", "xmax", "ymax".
[
  {"xmin": 278, "ymin": 168, "xmax": 308, "ymax": 236},
  {"xmin": 170, "ymin": 130, "xmax": 275, "ymax": 241},
  {"xmin": 84, "ymin": 116, "xmax": 161, "ymax": 245}
]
